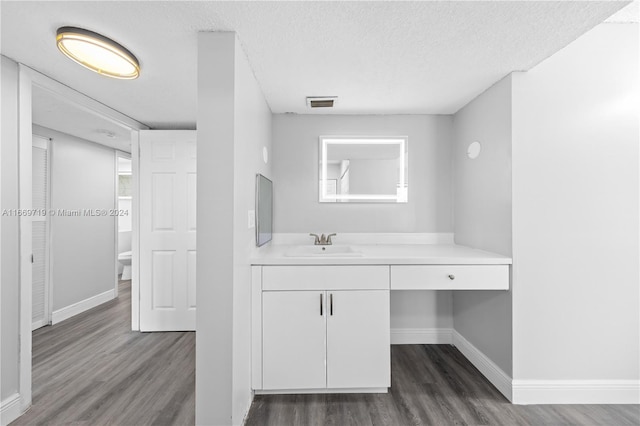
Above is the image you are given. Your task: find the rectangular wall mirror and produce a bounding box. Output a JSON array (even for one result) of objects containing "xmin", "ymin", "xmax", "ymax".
[
  {"xmin": 255, "ymin": 174, "xmax": 273, "ymax": 247},
  {"xmin": 319, "ymin": 136, "xmax": 408, "ymax": 203}
]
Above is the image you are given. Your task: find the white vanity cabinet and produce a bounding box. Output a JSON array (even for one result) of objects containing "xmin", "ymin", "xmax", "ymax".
[
  {"xmin": 251, "ymin": 244, "xmax": 512, "ymax": 395},
  {"xmin": 253, "ymin": 266, "xmax": 391, "ymax": 393}
]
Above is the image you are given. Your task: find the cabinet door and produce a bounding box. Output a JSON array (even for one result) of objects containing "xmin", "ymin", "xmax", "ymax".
[
  {"xmin": 262, "ymin": 291, "xmax": 327, "ymax": 390},
  {"xmin": 327, "ymin": 290, "xmax": 390, "ymax": 389}
]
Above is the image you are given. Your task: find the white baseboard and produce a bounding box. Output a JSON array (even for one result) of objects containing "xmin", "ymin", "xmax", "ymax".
[
  {"xmin": 31, "ymin": 318, "xmax": 47, "ymax": 331},
  {"xmin": 256, "ymin": 387, "xmax": 388, "ymax": 395},
  {"xmin": 512, "ymin": 380, "xmax": 640, "ymax": 404},
  {"xmin": 271, "ymin": 233, "xmax": 455, "ymax": 245},
  {"xmin": 452, "ymin": 330, "xmax": 513, "ymax": 401},
  {"xmin": 402, "ymin": 329, "xmax": 639, "ymax": 405},
  {"xmin": 1, "ymin": 393, "xmax": 22, "ymax": 426},
  {"xmin": 391, "ymin": 328, "xmax": 452, "ymax": 345},
  {"xmin": 235, "ymin": 391, "xmax": 253, "ymax": 426},
  {"xmin": 241, "ymin": 392, "xmax": 255, "ymax": 426},
  {"xmin": 52, "ymin": 289, "xmax": 115, "ymax": 325}
]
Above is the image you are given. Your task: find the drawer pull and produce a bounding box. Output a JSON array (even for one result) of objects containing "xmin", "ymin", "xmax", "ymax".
[
  {"xmin": 448, "ymin": 274, "xmax": 455, "ymax": 280},
  {"xmin": 320, "ymin": 293, "xmax": 323, "ymax": 316},
  {"xmin": 330, "ymin": 293, "xmax": 333, "ymax": 316}
]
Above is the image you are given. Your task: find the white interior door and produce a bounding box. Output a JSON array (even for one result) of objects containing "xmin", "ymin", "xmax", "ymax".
[
  {"xmin": 32, "ymin": 135, "xmax": 50, "ymax": 330},
  {"xmin": 139, "ymin": 130, "xmax": 196, "ymax": 331}
]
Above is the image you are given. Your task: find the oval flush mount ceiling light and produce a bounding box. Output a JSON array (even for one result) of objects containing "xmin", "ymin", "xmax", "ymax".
[{"xmin": 56, "ymin": 26, "xmax": 140, "ymax": 79}]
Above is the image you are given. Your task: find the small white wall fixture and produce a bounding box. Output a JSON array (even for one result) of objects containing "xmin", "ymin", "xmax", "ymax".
[{"xmin": 467, "ymin": 141, "xmax": 481, "ymax": 159}]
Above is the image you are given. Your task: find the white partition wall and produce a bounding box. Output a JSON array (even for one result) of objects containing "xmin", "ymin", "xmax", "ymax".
[
  {"xmin": 511, "ymin": 23, "xmax": 639, "ymax": 403},
  {"xmin": 452, "ymin": 74, "xmax": 514, "ymax": 393},
  {"xmin": 196, "ymin": 32, "xmax": 273, "ymax": 425},
  {"xmin": 1, "ymin": 54, "xmax": 23, "ymax": 425}
]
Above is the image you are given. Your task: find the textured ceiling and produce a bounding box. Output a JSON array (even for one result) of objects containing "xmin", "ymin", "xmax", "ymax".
[
  {"xmin": 607, "ymin": 0, "xmax": 639, "ymax": 21},
  {"xmin": 0, "ymin": 1, "xmax": 630, "ymax": 129}
]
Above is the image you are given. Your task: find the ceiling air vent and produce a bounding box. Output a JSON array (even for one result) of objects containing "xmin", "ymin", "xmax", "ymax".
[{"xmin": 306, "ymin": 96, "xmax": 337, "ymax": 108}]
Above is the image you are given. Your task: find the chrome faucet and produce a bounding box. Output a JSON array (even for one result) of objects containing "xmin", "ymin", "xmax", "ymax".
[{"xmin": 309, "ymin": 233, "xmax": 337, "ymax": 245}]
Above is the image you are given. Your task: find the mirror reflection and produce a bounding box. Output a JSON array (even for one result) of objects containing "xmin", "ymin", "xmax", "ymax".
[{"xmin": 319, "ymin": 137, "xmax": 408, "ymax": 203}]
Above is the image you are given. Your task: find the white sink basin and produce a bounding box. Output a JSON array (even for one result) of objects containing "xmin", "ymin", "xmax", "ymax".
[{"xmin": 284, "ymin": 245, "xmax": 364, "ymax": 257}]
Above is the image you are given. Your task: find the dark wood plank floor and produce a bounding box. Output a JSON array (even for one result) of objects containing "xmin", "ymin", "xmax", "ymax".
[
  {"xmin": 13, "ymin": 281, "xmax": 639, "ymax": 426},
  {"xmin": 12, "ymin": 280, "xmax": 195, "ymax": 426},
  {"xmin": 246, "ymin": 345, "xmax": 640, "ymax": 426}
]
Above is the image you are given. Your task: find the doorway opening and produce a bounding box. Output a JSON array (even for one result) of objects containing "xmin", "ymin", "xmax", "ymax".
[
  {"xmin": 116, "ymin": 154, "xmax": 133, "ymax": 293},
  {"xmin": 31, "ymin": 134, "xmax": 51, "ymax": 331},
  {"xmin": 17, "ymin": 65, "xmax": 149, "ymax": 411}
]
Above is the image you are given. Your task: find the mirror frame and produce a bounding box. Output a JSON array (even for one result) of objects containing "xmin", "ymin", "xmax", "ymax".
[{"xmin": 319, "ymin": 136, "xmax": 408, "ymax": 203}]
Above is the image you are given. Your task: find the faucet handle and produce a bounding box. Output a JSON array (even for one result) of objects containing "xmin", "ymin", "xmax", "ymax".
[
  {"xmin": 326, "ymin": 233, "xmax": 337, "ymax": 245},
  {"xmin": 309, "ymin": 233, "xmax": 321, "ymax": 245}
]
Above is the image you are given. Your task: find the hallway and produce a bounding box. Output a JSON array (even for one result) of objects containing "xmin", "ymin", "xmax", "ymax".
[{"xmin": 11, "ymin": 281, "xmax": 195, "ymax": 425}]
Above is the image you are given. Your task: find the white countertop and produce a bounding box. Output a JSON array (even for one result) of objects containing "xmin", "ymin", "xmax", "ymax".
[{"xmin": 251, "ymin": 244, "xmax": 512, "ymax": 265}]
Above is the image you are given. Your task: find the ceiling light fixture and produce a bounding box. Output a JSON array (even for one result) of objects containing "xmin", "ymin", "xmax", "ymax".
[{"xmin": 56, "ymin": 26, "xmax": 140, "ymax": 79}]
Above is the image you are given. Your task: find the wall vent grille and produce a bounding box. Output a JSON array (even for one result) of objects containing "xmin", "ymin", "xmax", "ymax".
[{"xmin": 306, "ymin": 96, "xmax": 338, "ymax": 108}]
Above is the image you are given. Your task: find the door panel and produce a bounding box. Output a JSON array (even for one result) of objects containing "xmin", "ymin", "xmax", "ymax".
[
  {"xmin": 263, "ymin": 291, "xmax": 326, "ymax": 390},
  {"xmin": 151, "ymin": 173, "xmax": 175, "ymax": 230},
  {"xmin": 151, "ymin": 250, "xmax": 176, "ymax": 308},
  {"xmin": 327, "ymin": 290, "xmax": 390, "ymax": 389},
  {"xmin": 140, "ymin": 130, "xmax": 196, "ymax": 331},
  {"xmin": 187, "ymin": 250, "xmax": 197, "ymax": 309}
]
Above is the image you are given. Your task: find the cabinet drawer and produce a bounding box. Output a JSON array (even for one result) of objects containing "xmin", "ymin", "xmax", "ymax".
[
  {"xmin": 390, "ymin": 265, "xmax": 509, "ymax": 290},
  {"xmin": 262, "ymin": 266, "xmax": 389, "ymax": 291}
]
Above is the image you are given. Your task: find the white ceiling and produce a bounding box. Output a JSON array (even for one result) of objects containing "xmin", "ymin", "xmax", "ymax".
[
  {"xmin": 0, "ymin": 1, "xmax": 633, "ymax": 130},
  {"xmin": 32, "ymin": 85, "xmax": 134, "ymax": 152},
  {"xmin": 607, "ymin": 0, "xmax": 639, "ymax": 21}
]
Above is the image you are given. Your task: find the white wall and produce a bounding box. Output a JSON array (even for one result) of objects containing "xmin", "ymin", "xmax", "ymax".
[
  {"xmin": 452, "ymin": 75, "xmax": 513, "ymax": 377},
  {"xmin": 197, "ymin": 32, "xmax": 235, "ymax": 426},
  {"xmin": 1, "ymin": 55, "xmax": 20, "ymax": 404},
  {"xmin": 196, "ymin": 32, "xmax": 272, "ymax": 425},
  {"xmin": 35, "ymin": 125, "xmax": 116, "ymax": 313},
  {"xmin": 511, "ymin": 22, "xmax": 639, "ymax": 395},
  {"xmin": 349, "ymin": 158, "xmax": 397, "ymax": 195},
  {"xmin": 232, "ymin": 36, "xmax": 272, "ymax": 425},
  {"xmin": 273, "ymin": 114, "xmax": 455, "ymax": 336},
  {"xmin": 272, "ymin": 114, "xmax": 453, "ymax": 233},
  {"xmin": 391, "ymin": 291, "xmax": 452, "ymax": 332}
]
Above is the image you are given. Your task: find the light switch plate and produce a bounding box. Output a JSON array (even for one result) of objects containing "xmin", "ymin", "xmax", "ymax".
[{"xmin": 248, "ymin": 210, "xmax": 255, "ymax": 229}]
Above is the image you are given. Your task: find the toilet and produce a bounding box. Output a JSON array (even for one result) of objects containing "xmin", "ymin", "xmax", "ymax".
[{"xmin": 118, "ymin": 251, "xmax": 132, "ymax": 280}]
